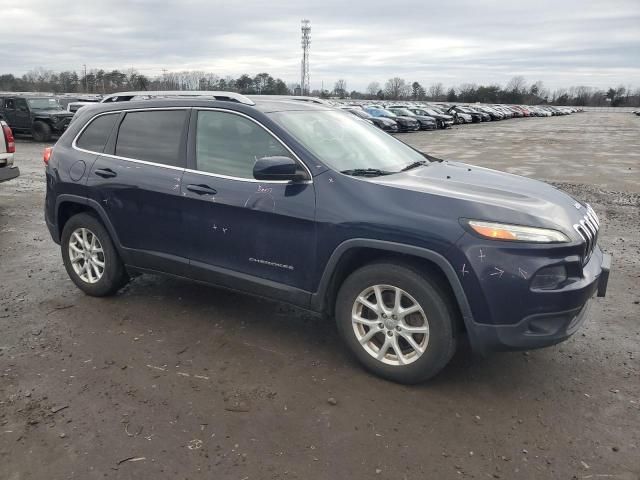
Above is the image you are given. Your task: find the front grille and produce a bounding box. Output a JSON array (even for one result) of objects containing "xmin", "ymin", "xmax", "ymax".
[{"xmin": 573, "ymin": 204, "xmax": 600, "ymax": 263}]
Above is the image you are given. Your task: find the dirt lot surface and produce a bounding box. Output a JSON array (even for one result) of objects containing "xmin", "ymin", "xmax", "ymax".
[{"xmin": 1, "ymin": 113, "xmax": 639, "ymax": 480}]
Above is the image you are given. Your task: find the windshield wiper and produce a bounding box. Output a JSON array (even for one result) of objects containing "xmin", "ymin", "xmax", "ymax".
[
  {"xmin": 401, "ymin": 160, "xmax": 428, "ymax": 171},
  {"xmin": 340, "ymin": 168, "xmax": 393, "ymax": 177}
]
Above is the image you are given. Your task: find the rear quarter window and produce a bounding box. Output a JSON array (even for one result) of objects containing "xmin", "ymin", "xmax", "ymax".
[
  {"xmin": 115, "ymin": 110, "xmax": 187, "ymax": 166},
  {"xmin": 76, "ymin": 113, "xmax": 119, "ymax": 153}
]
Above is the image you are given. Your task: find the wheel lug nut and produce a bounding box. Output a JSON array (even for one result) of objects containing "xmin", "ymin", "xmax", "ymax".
[
  {"xmin": 378, "ymin": 323, "xmax": 384, "ymax": 329},
  {"xmin": 395, "ymin": 326, "xmax": 401, "ymax": 331},
  {"xmin": 387, "ymin": 331, "xmax": 393, "ymax": 337},
  {"xmin": 381, "ymin": 314, "xmax": 386, "ymax": 318}
]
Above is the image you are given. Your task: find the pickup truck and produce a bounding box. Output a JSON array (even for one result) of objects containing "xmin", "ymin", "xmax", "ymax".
[{"xmin": 0, "ymin": 120, "xmax": 19, "ymax": 183}]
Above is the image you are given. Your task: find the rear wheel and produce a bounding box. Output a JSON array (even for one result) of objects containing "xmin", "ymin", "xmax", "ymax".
[
  {"xmin": 61, "ymin": 213, "xmax": 129, "ymax": 296},
  {"xmin": 32, "ymin": 121, "xmax": 52, "ymax": 142},
  {"xmin": 335, "ymin": 262, "xmax": 458, "ymax": 384}
]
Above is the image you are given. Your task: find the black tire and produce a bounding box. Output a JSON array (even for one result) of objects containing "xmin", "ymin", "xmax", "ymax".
[
  {"xmin": 32, "ymin": 121, "xmax": 52, "ymax": 142},
  {"xmin": 61, "ymin": 213, "xmax": 129, "ymax": 296},
  {"xmin": 335, "ymin": 262, "xmax": 458, "ymax": 384}
]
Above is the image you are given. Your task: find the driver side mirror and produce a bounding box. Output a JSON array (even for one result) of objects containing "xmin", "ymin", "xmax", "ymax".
[{"xmin": 253, "ymin": 156, "xmax": 301, "ymax": 182}]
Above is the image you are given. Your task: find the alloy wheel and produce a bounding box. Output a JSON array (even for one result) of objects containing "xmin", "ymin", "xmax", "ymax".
[
  {"xmin": 68, "ymin": 227, "xmax": 105, "ymax": 284},
  {"xmin": 351, "ymin": 284, "xmax": 429, "ymax": 366}
]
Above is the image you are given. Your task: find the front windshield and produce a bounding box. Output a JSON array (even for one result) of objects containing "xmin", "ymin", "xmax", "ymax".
[
  {"xmin": 270, "ymin": 110, "xmax": 428, "ymax": 173},
  {"xmin": 368, "ymin": 108, "xmax": 396, "ymax": 118},
  {"xmin": 27, "ymin": 98, "xmax": 61, "ymax": 110},
  {"xmin": 391, "ymin": 108, "xmax": 414, "ymax": 116},
  {"xmin": 348, "ymin": 108, "xmax": 372, "ymax": 119}
]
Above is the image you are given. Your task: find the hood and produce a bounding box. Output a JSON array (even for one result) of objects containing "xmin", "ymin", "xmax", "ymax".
[
  {"xmin": 394, "ymin": 115, "xmax": 418, "ymax": 123},
  {"xmin": 377, "ymin": 117, "xmax": 397, "ymax": 126},
  {"xmin": 367, "ymin": 161, "xmax": 585, "ymax": 237},
  {"xmin": 413, "ymin": 115, "xmax": 436, "ymax": 122}
]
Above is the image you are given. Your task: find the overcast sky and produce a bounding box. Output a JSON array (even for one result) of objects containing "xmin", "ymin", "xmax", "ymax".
[{"xmin": 4, "ymin": 0, "xmax": 640, "ymax": 92}]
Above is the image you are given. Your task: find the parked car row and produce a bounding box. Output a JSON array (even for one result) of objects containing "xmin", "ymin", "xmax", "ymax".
[
  {"xmin": 0, "ymin": 91, "xmax": 583, "ymax": 142},
  {"xmin": 337, "ymin": 101, "xmax": 582, "ymax": 131}
]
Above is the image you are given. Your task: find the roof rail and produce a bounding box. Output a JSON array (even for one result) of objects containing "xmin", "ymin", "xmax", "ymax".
[
  {"xmin": 249, "ymin": 95, "xmax": 333, "ymax": 106},
  {"xmin": 100, "ymin": 90, "xmax": 255, "ymax": 105}
]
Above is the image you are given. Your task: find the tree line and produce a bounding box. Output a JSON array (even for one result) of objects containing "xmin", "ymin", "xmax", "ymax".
[
  {"xmin": 327, "ymin": 76, "xmax": 640, "ymax": 107},
  {"xmin": 1, "ymin": 68, "xmax": 638, "ymax": 107},
  {"xmin": 0, "ymin": 67, "xmax": 291, "ymax": 96}
]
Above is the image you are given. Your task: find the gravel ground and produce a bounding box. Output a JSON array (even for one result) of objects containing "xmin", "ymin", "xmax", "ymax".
[{"xmin": 1, "ymin": 112, "xmax": 639, "ymax": 480}]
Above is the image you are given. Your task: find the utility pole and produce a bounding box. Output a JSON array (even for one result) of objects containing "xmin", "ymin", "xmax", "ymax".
[
  {"xmin": 83, "ymin": 64, "xmax": 87, "ymax": 93},
  {"xmin": 300, "ymin": 19, "xmax": 311, "ymax": 96}
]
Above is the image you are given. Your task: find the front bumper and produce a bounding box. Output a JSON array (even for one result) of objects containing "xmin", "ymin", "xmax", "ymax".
[
  {"xmin": 419, "ymin": 122, "xmax": 436, "ymax": 130},
  {"xmin": 52, "ymin": 117, "xmax": 73, "ymax": 133},
  {"xmin": 470, "ymin": 294, "xmax": 596, "ymax": 351},
  {"xmin": 397, "ymin": 122, "xmax": 420, "ymax": 132},
  {"xmin": 0, "ymin": 166, "xmax": 20, "ymax": 183},
  {"xmin": 455, "ymin": 234, "xmax": 611, "ymax": 352}
]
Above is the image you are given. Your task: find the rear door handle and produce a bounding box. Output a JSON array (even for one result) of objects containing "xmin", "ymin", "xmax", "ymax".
[
  {"xmin": 94, "ymin": 168, "xmax": 117, "ymax": 178},
  {"xmin": 186, "ymin": 184, "xmax": 217, "ymax": 195}
]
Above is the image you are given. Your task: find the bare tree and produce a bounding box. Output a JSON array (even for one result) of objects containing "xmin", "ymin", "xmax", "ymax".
[
  {"xmin": 366, "ymin": 81, "xmax": 381, "ymax": 97},
  {"xmin": 334, "ymin": 79, "xmax": 347, "ymax": 98},
  {"xmin": 428, "ymin": 82, "xmax": 444, "ymax": 101},
  {"xmin": 506, "ymin": 76, "xmax": 527, "ymax": 95},
  {"xmin": 384, "ymin": 77, "xmax": 408, "ymax": 99}
]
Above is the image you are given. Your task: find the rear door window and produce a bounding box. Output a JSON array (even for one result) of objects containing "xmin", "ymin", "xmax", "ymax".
[
  {"xmin": 115, "ymin": 110, "xmax": 187, "ymax": 167},
  {"xmin": 76, "ymin": 113, "xmax": 119, "ymax": 153}
]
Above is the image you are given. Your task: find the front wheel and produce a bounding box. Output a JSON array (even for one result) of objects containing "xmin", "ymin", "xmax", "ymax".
[
  {"xmin": 61, "ymin": 213, "xmax": 129, "ymax": 296},
  {"xmin": 335, "ymin": 262, "xmax": 458, "ymax": 384},
  {"xmin": 32, "ymin": 121, "xmax": 52, "ymax": 142}
]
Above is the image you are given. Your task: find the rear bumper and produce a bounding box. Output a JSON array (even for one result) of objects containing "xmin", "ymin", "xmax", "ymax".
[{"xmin": 0, "ymin": 166, "xmax": 20, "ymax": 183}]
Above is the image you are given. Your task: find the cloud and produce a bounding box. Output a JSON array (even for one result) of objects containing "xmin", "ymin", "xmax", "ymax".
[{"xmin": 3, "ymin": 0, "xmax": 639, "ymax": 91}]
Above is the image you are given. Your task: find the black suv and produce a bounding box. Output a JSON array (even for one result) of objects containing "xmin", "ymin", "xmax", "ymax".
[
  {"xmin": 45, "ymin": 92, "xmax": 610, "ymax": 384},
  {"xmin": 0, "ymin": 95, "xmax": 73, "ymax": 141}
]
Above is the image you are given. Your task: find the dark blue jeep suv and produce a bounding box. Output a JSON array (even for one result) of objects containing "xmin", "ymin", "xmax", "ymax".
[{"xmin": 45, "ymin": 93, "xmax": 610, "ymax": 383}]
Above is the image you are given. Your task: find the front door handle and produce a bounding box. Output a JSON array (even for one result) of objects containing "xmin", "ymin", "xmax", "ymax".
[
  {"xmin": 186, "ymin": 184, "xmax": 217, "ymax": 195},
  {"xmin": 95, "ymin": 168, "xmax": 117, "ymax": 178}
]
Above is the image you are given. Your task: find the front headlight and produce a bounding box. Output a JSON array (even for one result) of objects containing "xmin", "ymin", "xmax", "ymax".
[{"xmin": 467, "ymin": 220, "xmax": 570, "ymax": 243}]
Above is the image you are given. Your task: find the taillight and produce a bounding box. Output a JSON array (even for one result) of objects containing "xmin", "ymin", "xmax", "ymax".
[
  {"xmin": 2, "ymin": 123, "xmax": 15, "ymax": 154},
  {"xmin": 43, "ymin": 147, "xmax": 53, "ymax": 165}
]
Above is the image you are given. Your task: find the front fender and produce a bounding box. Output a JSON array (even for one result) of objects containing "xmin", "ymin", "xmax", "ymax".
[{"xmin": 310, "ymin": 238, "xmax": 477, "ymax": 343}]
